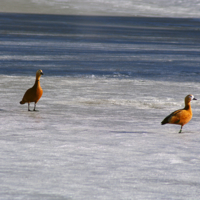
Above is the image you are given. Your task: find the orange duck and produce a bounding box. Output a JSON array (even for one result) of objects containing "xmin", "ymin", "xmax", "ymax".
[
  {"xmin": 20, "ymin": 69, "xmax": 43, "ymax": 111},
  {"xmin": 161, "ymin": 94, "xmax": 197, "ymax": 133}
]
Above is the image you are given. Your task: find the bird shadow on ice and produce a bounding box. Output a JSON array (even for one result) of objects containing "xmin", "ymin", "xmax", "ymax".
[
  {"xmin": 110, "ymin": 131, "xmax": 151, "ymax": 134},
  {"xmin": 20, "ymin": 110, "xmax": 43, "ymax": 121}
]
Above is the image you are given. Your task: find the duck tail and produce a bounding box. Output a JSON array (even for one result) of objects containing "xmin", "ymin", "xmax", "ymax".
[
  {"xmin": 161, "ymin": 117, "xmax": 169, "ymax": 125},
  {"xmin": 20, "ymin": 100, "xmax": 25, "ymax": 104}
]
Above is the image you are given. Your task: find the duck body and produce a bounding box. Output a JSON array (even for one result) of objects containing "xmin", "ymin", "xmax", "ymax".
[
  {"xmin": 20, "ymin": 69, "xmax": 43, "ymax": 111},
  {"xmin": 161, "ymin": 94, "xmax": 197, "ymax": 133}
]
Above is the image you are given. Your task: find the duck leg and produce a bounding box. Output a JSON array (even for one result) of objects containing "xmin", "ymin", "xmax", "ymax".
[
  {"xmin": 33, "ymin": 103, "xmax": 36, "ymax": 111},
  {"xmin": 28, "ymin": 103, "xmax": 30, "ymax": 111},
  {"xmin": 179, "ymin": 125, "xmax": 183, "ymax": 133}
]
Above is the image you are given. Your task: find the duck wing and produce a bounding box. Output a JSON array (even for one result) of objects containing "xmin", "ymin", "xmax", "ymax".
[{"xmin": 161, "ymin": 109, "xmax": 182, "ymax": 125}]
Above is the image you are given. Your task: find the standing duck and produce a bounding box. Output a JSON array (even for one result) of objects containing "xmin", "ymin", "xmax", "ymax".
[
  {"xmin": 20, "ymin": 69, "xmax": 43, "ymax": 111},
  {"xmin": 161, "ymin": 94, "xmax": 197, "ymax": 133}
]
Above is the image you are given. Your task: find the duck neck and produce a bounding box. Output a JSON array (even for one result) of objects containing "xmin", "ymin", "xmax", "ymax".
[
  {"xmin": 184, "ymin": 101, "xmax": 191, "ymax": 110},
  {"xmin": 34, "ymin": 76, "xmax": 41, "ymax": 87}
]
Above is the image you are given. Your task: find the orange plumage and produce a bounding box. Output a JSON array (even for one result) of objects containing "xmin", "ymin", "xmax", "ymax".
[
  {"xmin": 20, "ymin": 69, "xmax": 43, "ymax": 111},
  {"xmin": 161, "ymin": 94, "xmax": 197, "ymax": 133}
]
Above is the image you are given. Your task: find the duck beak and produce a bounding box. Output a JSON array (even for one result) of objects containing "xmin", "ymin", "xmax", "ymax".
[
  {"xmin": 41, "ymin": 72, "xmax": 43, "ymax": 75},
  {"xmin": 193, "ymin": 97, "xmax": 197, "ymax": 100}
]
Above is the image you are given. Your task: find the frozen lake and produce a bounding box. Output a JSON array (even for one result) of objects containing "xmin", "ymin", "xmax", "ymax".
[{"xmin": 1, "ymin": 1, "xmax": 200, "ymax": 200}]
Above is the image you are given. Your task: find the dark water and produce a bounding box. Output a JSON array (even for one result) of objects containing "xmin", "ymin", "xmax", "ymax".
[{"xmin": 1, "ymin": 13, "xmax": 200, "ymax": 81}]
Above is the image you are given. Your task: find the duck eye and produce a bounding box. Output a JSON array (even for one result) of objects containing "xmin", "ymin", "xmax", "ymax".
[{"xmin": 189, "ymin": 95, "xmax": 194, "ymax": 99}]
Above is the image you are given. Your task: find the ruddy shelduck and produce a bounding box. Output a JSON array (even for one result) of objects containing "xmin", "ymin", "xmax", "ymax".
[
  {"xmin": 161, "ymin": 94, "xmax": 197, "ymax": 133},
  {"xmin": 20, "ymin": 69, "xmax": 43, "ymax": 111}
]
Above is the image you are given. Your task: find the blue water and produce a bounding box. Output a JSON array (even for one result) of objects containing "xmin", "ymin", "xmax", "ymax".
[{"xmin": 1, "ymin": 13, "xmax": 200, "ymax": 82}]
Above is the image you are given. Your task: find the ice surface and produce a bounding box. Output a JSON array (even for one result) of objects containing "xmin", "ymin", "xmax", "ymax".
[
  {"xmin": 1, "ymin": 75, "xmax": 200, "ymax": 200},
  {"xmin": 1, "ymin": 3, "xmax": 200, "ymax": 200}
]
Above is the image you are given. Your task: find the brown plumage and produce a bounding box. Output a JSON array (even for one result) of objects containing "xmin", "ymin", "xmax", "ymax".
[
  {"xmin": 20, "ymin": 69, "xmax": 43, "ymax": 111},
  {"xmin": 161, "ymin": 94, "xmax": 197, "ymax": 133}
]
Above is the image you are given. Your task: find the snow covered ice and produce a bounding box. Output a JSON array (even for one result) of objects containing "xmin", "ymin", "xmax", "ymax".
[{"xmin": 1, "ymin": 1, "xmax": 200, "ymax": 199}]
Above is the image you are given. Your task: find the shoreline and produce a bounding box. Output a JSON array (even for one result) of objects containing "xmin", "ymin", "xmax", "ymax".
[{"xmin": 1, "ymin": 0, "xmax": 200, "ymax": 18}]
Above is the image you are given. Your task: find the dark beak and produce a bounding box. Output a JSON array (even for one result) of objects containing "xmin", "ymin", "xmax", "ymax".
[
  {"xmin": 193, "ymin": 98, "xmax": 197, "ymax": 100},
  {"xmin": 41, "ymin": 72, "xmax": 43, "ymax": 75}
]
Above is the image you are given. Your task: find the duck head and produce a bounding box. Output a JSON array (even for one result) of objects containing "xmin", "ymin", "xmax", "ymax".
[{"xmin": 36, "ymin": 69, "xmax": 43, "ymax": 80}]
